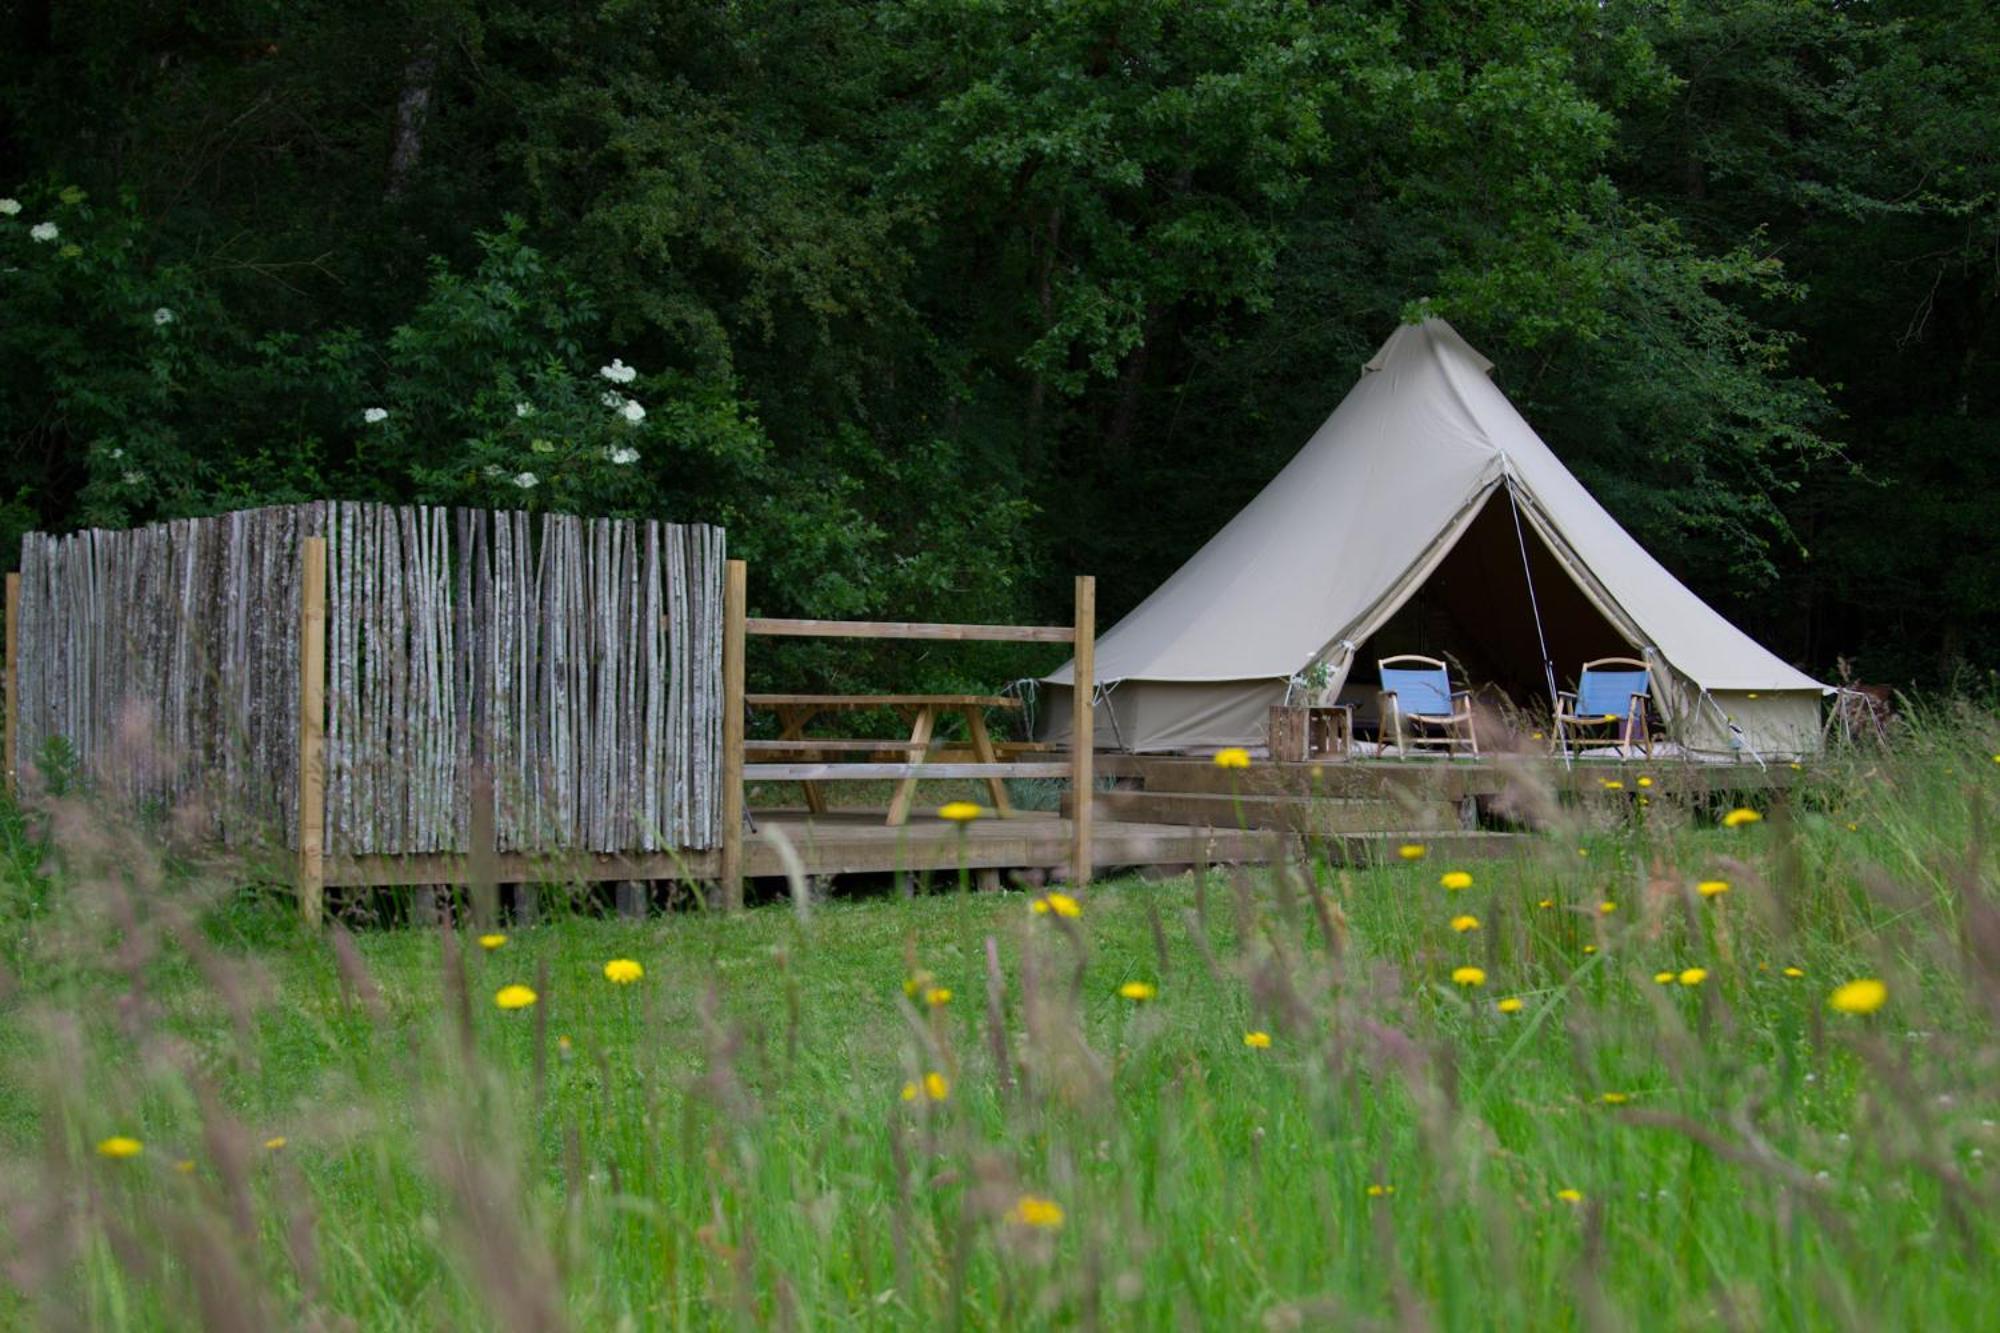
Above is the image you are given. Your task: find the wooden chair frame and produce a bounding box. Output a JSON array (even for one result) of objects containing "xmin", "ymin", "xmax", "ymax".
[
  {"xmin": 1554, "ymin": 656, "xmax": 1654, "ymax": 758},
  {"xmin": 1377, "ymin": 654, "xmax": 1480, "ymax": 759}
]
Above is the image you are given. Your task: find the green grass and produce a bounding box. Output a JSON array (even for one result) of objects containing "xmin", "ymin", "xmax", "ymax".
[{"xmin": 3, "ymin": 716, "xmax": 1999, "ymax": 1329}]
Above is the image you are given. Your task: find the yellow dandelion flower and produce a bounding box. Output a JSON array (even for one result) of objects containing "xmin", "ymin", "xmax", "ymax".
[
  {"xmin": 1010, "ymin": 1194, "xmax": 1065, "ymax": 1229},
  {"xmin": 1576, "ymin": 848, "xmax": 1590, "ymax": 858},
  {"xmin": 1601, "ymin": 779, "xmax": 1624, "ymax": 791},
  {"xmin": 902, "ymin": 969, "xmax": 935, "ymax": 997},
  {"xmin": 603, "ymin": 958, "xmax": 644, "ymax": 985},
  {"xmin": 1243, "ymin": 1030, "xmax": 1272, "ymax": 1049},
  {"xmin": 1450, "ymin": 914, "xmax": 1480, "ymax": 933},
  {"xmin": 1653, "ymin": 971, "xmax": 1675, "ymax": 985},
  {"xmin": 477, "ymin": 933, "xmax": 508, "ymax": 951},
  {"xmin": 1599, "ymin": 1092, "xmax": 1629, "ymax": 1105},
  {"xmin": 1697, "ymin": 880, "xmax": 1729, "ymax": 898},
  {"xmin": 1598, "ymin": 900, "xmax": 1617, "ymax": 914},
  {"xmin": 1845, "ymin": 822, "xmax": 1859, "ymax": 832},
  {"xmin": 96, "ymin": 1136, "xmax": 143, "ymax": 1160},
  {"xmin": 1496, "ymin": 997, "xmax": 1524, "ymax": 1014},
  {"xmin": 264, "ymin": 1136, "xmax": 287, "ymax": 1151},
  {"xmin": 923, "ymin": 1071, "xmax": 950, "ymax": 1101},
  {"xmin": 1397, "ymin": 843, "xmax": 1427, "ymax": 861},
  {"xmin": 1782, "ymin": 966, "xmax": 1805, "ymax": 979},
  {"xmin": 1213, "ymin": 747, "xmax": 1252, "ymax": 770},
  {"xmin": 1722, "ymin": 808, "xmax": 1762, "ymax": 828},
  {"xmin": 1366, "ymin": 1183, "xmax": 1394, "ymax": 1197},
  {"xmin": 1788, "ymin": 761, "xmax": 1803, "ymax": 771},
  {"xmin": 1532, "ymin": 731, "xmax": 1545, "ymax": 740},
  {"xmin": 1439, "ymin": 870, "xmax": 1473, "ymax": 891},
  {"xmin": 1828, "ymin": 978, "xmax": 1887, "ymax": 1015},
  {"xmin": 557, "ymin": 1035, "xmax": 572, "ymax": 1052},
  {"xmin": 1556, "ymin": 1188, "xmax": 1583, "ymax": 1204},
  {"xmin": 1118, "ymin": 980, "xmax": 1158, "ymax": 1002},
  {"xmin": 1537, "ymin": 898, "xmax": 1554, "ymax": 909},
  {"xmin": 900, "ymin": 1081, "xmax": 918, "ymax": 1102},
  {"xmin": 923, "ymin": 986, "xmax": 953, "ymax": 1007},
  {"xmin": 1451, "ymin": 966, "xmax": 1486, "ymax": 988},
  {"xmin": 1583, "ymin": 944, "xmax": 1598, "ymax": 954},
  {"xmin": 494, "ymin": 983, "xmax": 538, "ymax": 1010},
  {"xmin": 1637, "ymin": 776, "xmax": 1654, "ymax": 788},
  {"xmin": 1678, "ymin": 967, "xmax": 1708, "ymax": 987},
  {"xmin": 1031, "ymin": 892, "xmax": 1082, "ymax": 919},
  {"xmin": 937, "ymin": 801, "xmax": 983, "ymax": 822}
]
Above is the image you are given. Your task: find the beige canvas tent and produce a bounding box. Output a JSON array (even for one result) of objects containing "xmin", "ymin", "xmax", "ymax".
[{"xmin": 1041, "ymin": 318, "xmax": 1826, "ymax": 758}]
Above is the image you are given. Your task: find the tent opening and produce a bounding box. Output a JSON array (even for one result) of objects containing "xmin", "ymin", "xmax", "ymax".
[{"xmin": 1340, "ymin": 487, "xmax": 1634, "ymax": 736}]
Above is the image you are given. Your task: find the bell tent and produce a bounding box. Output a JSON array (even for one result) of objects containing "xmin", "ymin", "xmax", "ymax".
[{"xmin": 1042, "ymin": 318, "xmax": 1826, "ymax": 759}]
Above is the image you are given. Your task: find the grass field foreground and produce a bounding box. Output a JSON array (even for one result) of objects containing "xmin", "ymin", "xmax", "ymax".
[{"xmin": 2, "ymin": 712, "xmax": 1999, "ymax": 1328}]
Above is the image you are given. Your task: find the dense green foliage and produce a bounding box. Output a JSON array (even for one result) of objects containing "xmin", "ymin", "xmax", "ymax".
[
  {"xmin": 3, "ymin": 0, "xmax": 1995, "ymax": 682},
  {"xmin": 3, "ymin": 723, "xmax": 1999, "ymax": 1326}
]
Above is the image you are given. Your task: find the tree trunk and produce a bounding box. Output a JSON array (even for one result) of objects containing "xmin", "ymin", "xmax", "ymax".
[{"xmin": 386, "ymin": 42, "xmax": 438, "ymax": 200}]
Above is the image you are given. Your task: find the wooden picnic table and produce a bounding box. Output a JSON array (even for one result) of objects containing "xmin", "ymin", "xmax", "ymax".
[{"xmin": 743, "ymin": 693, "xmax": 1026, "ymax": 825}]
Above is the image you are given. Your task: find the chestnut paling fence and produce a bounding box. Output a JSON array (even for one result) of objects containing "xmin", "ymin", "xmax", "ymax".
[{"xmin": 7, "ymin": 503, "xmax": 727, "ymax": 921}]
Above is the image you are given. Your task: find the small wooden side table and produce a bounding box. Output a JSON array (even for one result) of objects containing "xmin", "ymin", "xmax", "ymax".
[{"xmin": 1269, "ymin": 703, "xmax": 1354, "ymax": 761}]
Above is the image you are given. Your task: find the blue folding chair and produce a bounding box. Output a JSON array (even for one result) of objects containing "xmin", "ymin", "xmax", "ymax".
[
  {"xmin": 1556, "ymin": 657, "xmax": 1654, "ymax": 757},
  {"xmin": 1377, "ymin": 655, "xmax": 1479, "ymax": 758}
]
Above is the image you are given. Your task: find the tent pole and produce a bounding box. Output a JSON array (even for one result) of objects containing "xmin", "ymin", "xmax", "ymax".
[{"xmin": 1506, "ymin": 483, "xmax": 1568, "ymax": 768}]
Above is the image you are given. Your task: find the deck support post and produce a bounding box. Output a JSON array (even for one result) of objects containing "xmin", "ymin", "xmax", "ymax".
[
  {"xmin": 4, "ymin": 571, "xmax": 18, "ymax": 798},
  {"xmin": 297, "ymin": 536, "xmax": 328, "ymax": 929},
  {"xmin": 1070, "ymin": 575, "xmax": 1095, "ymax": 887},
  {"xmin": 720, "ymin": 559, "xmax": 747, "ymax": 910}
]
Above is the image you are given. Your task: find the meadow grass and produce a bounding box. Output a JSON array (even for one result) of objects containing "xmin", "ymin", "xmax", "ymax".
[{"xmin": 2, "ymin": 713, "xmax": 1998, "ymax": 1329}]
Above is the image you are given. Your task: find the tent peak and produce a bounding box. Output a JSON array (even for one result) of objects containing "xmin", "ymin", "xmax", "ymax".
[{"xmin": 1364, "ymin": 317, "xmax": 1495, "ymax": 378}]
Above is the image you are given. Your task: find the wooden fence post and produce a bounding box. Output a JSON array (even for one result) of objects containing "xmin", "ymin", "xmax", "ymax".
[
  {"xmin": 4, "ymin": 571, "xmax": 18, "ymax": 799},
  {"xmin": 297, "ymin": 537, "xmax": 327, "ymax": 929},
  {"xmin": 720, "ymin": 559, "xmax": 747, "ymax": 910},
  {"xmin": 1070, "ymin": 575, "xmax": 1095, "ymax": 887}
]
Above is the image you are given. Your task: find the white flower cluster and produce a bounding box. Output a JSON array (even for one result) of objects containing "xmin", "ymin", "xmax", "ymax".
[
  {"xmin": 30, "ymin": 221, "xmax": 59, "ymax": 243},
  {"xmin": 153, "ymin": 307, "xmax": 174, "ymax": 326},
  {"xmin": 515, "ymin": 401, "xmax": 534, "ymax": 418},
  {"xmin": 600, "ymin": 389, "xmax": 646, "ymax": 424},
  {"xmin": 362, "ymin": 407, "xmax": 389, "ymax": 424},
  {"xmin": 513, "ymin": 472, "xmax": 539, "ymax": 490},
  {"xmin": 0, "ymin": 198, "xmax": 20, "ymax": 216},
  {"xmin": 599, "ymin": 358, "xmax": 637, "ymax": 384},
  {"xmin": 607, "ymin": 447, "xmax": 639, "ymax": 466}
]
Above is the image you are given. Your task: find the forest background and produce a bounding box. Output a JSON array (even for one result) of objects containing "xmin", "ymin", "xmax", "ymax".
[{"xmin": 3, "ymin": 0, "xmax": 1994, "ymax": 689}]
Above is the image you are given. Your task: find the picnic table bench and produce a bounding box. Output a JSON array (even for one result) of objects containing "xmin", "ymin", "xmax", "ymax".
[{"xmin": 742, "ymin": 693, "xmax": 1056, "ymax": 825}]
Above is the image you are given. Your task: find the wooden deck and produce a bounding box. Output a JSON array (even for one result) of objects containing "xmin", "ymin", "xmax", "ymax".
[
  {"xmin": 320, "ymin": 806, "xmax": 1518, "ymax": 888},
  {"xmin": 317, "ymin": 755, "xmax": 1793, "ymax": 890}
]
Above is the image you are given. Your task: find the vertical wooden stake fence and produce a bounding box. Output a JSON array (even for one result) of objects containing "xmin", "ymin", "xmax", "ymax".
[
  {"xmin": 720, "ymin": 558, "xmax": 748, "ymax": 910},
  {"xmin": 4, "ymin": 572, "xmax": 18, "ymax": 798},
  {"xmin": 1071, "ymin": 575, "xmax": 1095, "ymax": 887},
  {"xmin": 297, "ymin": 537, "xmax": 328, "ymax": 928}
]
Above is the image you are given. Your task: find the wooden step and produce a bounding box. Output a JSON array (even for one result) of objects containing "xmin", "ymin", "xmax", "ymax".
[
  {"xmin": 1091, "ymin": 753, "xmax": 1802, "ymax": 800},
  {"xmin": 1065, "ymin": 789, "xmax": 1461, "ymax": 834},
  {"xmin": 1095, "ymin": 755, "xmax": 1491, "ymax": 799}
]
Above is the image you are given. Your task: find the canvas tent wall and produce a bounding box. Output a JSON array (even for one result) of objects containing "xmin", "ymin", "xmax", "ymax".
[{"xmin": 1040, "ymin": 318, "xmax": 1826, "ymax": 758}]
